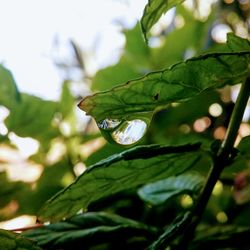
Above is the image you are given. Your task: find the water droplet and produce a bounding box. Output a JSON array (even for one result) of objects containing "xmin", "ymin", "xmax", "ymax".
[
  {"xmin": 111, "ymin": 119, "xmax": 147, "ymax": 145},
  {"xmin": 97, "ymin": 119, "xmax": 121, "ymax": 130}
]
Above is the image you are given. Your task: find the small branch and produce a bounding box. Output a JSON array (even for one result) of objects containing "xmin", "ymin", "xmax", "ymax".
[{"xmin": 177, "ymin": 78, "xmax": 250, "ymax": 248}]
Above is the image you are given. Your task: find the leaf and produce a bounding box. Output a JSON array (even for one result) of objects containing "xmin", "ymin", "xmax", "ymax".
[
  {"xmin": 0, "ymin": 229, "xmax": 41, "ymax": 250},
  {"xmin": 60, "ymin": 81, "xmax": 75, "ymax": 118},
  {"xmin": 25, "ymin": 212, "xmax": 157, "ymax": 249},
  {"xmin": 138, "ymin": 173, "xmax": 205, "ymax": 205},
  {"xmin": 227, "ymin": 33, "xmax": 250, "ymax": 52},
  {"xmin": 39, "ymin": 143, "xmax": 202, "ymax": 221},
  {"xmin": 148, "ymin": 212, "xmax": 191, "ymax": 250},
  {"xmin": 5, "ymin": 93, "xmax": 58, "ymax": 140},
  {"xmin": 0, "ymin": 172, "xmax": 26, "ymax": 208},
  {"xmin": 192, "ymin": 226, "xmax": 250, "ymax": 250},
  {"xmin": 141, "ymin": 0, "xmax": 185, "ymax": 41},
  {"xmin": 79, "ymin": 51, "xmax": 250, "ymax": 121},
  {"xmin": 92, "ymin": 24, "xmax": 150, "ymax": 91},
  {"xmin": 237, "ymin": 135, "xmax": 250, "ymax": 157},
  {"xmin": 0, "ymin": 64, "xmax": 20, "ymax": 109}
]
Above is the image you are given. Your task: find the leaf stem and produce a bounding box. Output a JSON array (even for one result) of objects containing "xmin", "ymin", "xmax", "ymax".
[{"xmin": 178, "ymin": 78, "xmax": 250, "ymax": 248}]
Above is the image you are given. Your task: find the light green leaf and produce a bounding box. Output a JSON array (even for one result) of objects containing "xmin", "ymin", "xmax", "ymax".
[
  {"xmin": 148, "ymin": 212, "xmax": 191, "ymax": 250},
  {"xmin": 138, "ymin": 173, "xmax": 205, "ymax": 205},
  {"xmin": 0, "ymin": 229, "xmax": 41, "ymax": 250},
  {"xmin": 141, "ymin": 0, "xmax": 185, "ymax": 41},
  {"xmin": 92, "ymin": 24, "xmax": 150, "ymax": 91},
  {"xmin": 79, "ymin": 51, "xmax": 250, "ymax": 121},
  {"xmin": 5, "ymin": 94, "xmax": 58, "ymax": 140},
  {"xmin": 60, "ymin": 81, "xmax": 75, "ymax": 118},
  {"xmin": 0, "ymin": 64, "xmax": 20, "ymax": 109},
  {"xmin": 39, "ymin": 143, "xmax": 202, "ymax": 221},
  {"xmin": 25, "ymin": 212, "xmax": 157, "ymax": 249}
]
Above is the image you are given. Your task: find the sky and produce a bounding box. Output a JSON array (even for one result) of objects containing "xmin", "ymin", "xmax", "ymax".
[{"xmin": 0, "ymin": 0, "xmax": 147, "ymax": 99}]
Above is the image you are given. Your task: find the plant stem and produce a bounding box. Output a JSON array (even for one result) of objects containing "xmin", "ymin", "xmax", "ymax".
[{"xmin": 178, "ymin": 78, "xmax": 250, "ymax": 249}]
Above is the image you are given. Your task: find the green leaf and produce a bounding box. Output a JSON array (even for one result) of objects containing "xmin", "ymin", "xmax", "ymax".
[
  {"xmin": 60, "ymin": 81, "xmax": 75, "ymax": 118},
  {"xmin": 138, "ymin": 173, "xmax": 205, "ymax": 205},
  {"xmin": 192, "ymin": 226, "xmax": 250, "ymax": 250},
  {"xmin": 0, "ymin": 64, "xmax": 20, "ymax": 109},
  {"xmin": 0, "ymin": 229, "xmax": 42, "ymax": 250},
  {"xmin": 25, "ymin": 212, "xmax": 157, "ymax": 249},
  {"xmin": 5, "ymin": 94, "xmax": 58, "ymax": 140},
  {"xmin": 79, "ymin": 51, "xmax": 250, "ymax": 121},
  {"xmin": 39, "ymin": 143, "xmax": 202, "ymax": 221},
  {"xmin": 92, "ymin": 24, "xmax": 150, "ymax": 91},
  {"xmin": 141, "ymin": 0, "xmax": 185, "ymax": 41},
  {"xmin": 227, "ymin": 33, "xmax": 250, "ymax": 52},
  {"xmin": 237, "ymin": 135, "xmax": 250, "ymax": 157},
  {"xmin": 148, "ymin": 212, "xmax": 191, "ymax": 250},
  {"xmin": 0, "ymin": 172, "xmax": 25, "ymax": 208}
]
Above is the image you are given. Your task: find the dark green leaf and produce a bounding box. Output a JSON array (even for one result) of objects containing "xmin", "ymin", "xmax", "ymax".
[
  {"xmin": 192, "ymin": 226, "xmax": 250, "ymax": 250},
  {"xmin": 138, "ymin": 173, "xmax": 205, "ymax": 205},
  {"xmin": 237, "ymin": 136, "xmax": 250, "ymax": 157},
  {"xmin": 227, "ymin": 33, "xmax": 250, "ymax": 52},
  {"xmin": 25, "ymin": 212, "xmax": 157, "ymax": 249},
  {"xmin": 79, "ymin": 51, "xmax": 250, "ymax": 121},
  {"xmin": 0, "ymin": 64, "xmax": 20, "ymax": 109},
  {"xmin": 39, "ymin": 143, "xmax": 202, "ymax": 221},
  {"xmin": 141, "ymin": 0, "xmax": 185, "ymax": 41},
  {"xmin": 0, "ymin": 229, "xmax": 41, "ymax": 250},
  {"xmin": 5, "ymin": 94, "xmax": 58, "ymax": 140},
  {"xmin": 0, "ymin": 172, "xmax": 26, "ymax": 208},
  {"xmin": 148, "ymin": 212, "xmax": 191, "ymax": 250}
]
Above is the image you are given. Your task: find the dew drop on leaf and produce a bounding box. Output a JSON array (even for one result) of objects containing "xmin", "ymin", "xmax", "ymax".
[
  {"xmin": 111, "ymin": 119, "xmax": 147, "ymax": 145},
  {"xmin": 97, "ymin": 119, "xmax": 121, "ymax": 130}
]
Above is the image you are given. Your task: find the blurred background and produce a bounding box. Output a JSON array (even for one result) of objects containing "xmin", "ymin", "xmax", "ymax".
[{"xmin": 0, "ymin": 0, "xmax": 250, "ymax": 236}]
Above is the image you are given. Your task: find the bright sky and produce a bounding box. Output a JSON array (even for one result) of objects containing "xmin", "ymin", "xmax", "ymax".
[{"xmin": 0, "ymin": 0, "xmax": 147, "ymax": 99}]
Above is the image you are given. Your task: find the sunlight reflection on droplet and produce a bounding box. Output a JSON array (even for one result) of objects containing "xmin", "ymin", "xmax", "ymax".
[
  {"xmin": 112, "ymin": 119, "xmax": 147, "ymax": 145},
  {"xmin": 209, "ymin": 103, "xmax": 223, "ymax": 117}
]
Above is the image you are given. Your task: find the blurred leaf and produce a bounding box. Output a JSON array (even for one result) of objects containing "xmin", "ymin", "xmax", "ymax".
[
  {"xmin": 60, "ymin": 81, "xmax": 75, "ymax": 118},
  {"xmin": 151, "ymin": 6, "xmax": 214, "ymax": 69},
  {"xmin": 237, "ymin": 136, "xmax": 250, "ymax": 157},
  {"xmin": 92, "ymin": 60, "xmax": 139, "ymax": 91},
  {"xmin": 79, "ymin": 51, "xmax": 250, "ymax": 121},
  {"xmin": 192, "ymin": 226, "xmax": 250, "ymax": 250},
  {"xmin": 148, "ymin": 212, "xmax": 191, "ymax": 250},
  {"xmin": 0, "ymin": 65, "xmax": 20, "ymax": 109},
  {"xmin": 25, "ymin": 212, "xmax": 157, "ymax": 249},
  {"xmin": 138, "ymin": 173, "xmax": 204, "ymax": 205},
  {"xmin": 92, "ymin": 24, "xmax": 150, "ymax": 91},
  {"xmin": 5, "ymin": 94, "xmax": 58, "ymax": 140},
  {"xmin": 141, "ymin": 0, "xmax": 185, "ymax": 41},
  {"xmin": 39, "ymin": 143, "xmax": 202, "ymax": 221},
  {"xmin": 0, "ymin": 172, "xmax": 26, "ymax": 208},
  {"xmin": 0, "ymin": 229, "xmax": 41, "ymax": 250}
]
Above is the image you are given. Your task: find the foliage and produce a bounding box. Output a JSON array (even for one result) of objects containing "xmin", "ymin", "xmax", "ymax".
[{"xmin": 0, "ymin": 0, "xmax": 250, "ymax": 249}]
